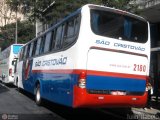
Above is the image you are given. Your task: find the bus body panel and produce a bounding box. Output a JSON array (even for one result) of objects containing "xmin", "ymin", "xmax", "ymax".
[
  {"xmin": 73, "ymin": 86, "xmax": 147, "ymax": 108},
  {"xmin": 18, "ymin": 47, "xmax": 78, "ymax": 107},
  {"xmin": 0, "ymin": 44, "xmax": 23, "ymax": 84},
  {"xmin": 86, "ymin": 49, "xmax": 148, "ymax": 92}
]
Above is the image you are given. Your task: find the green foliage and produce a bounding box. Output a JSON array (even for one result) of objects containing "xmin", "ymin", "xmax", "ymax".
[
  {"xmin": 17, "ymin": 21, "xmax": 35, "ymax": 44},
  {"xmin": 41, "ymin": 0, "xmax": 99, "ymax": 24},
  {"xmin": 0, "ymin": 21, "xmax": 35, "ymax": 50},
  {"xmin": 6, "ymin": 0, "xmax": 135, "ymax": 24}
]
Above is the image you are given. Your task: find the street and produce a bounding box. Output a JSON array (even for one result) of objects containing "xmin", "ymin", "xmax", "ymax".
[
  {"xmin": 0, "ymin": 83, "xmax": 160, "ymax": 120},
  {"xmin": 0, "ymin": 83, "xmax": 63, "ymax": 120}
]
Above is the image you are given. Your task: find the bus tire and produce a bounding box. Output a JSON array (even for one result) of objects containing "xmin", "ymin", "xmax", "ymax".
[{"xmin": 35, "ymin": 84, "xmax": 42, "ymax": 106}]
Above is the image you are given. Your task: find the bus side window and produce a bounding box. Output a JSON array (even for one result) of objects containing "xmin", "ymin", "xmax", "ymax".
[
  {"xmin": 26, "ymin": 43, "xmax": 31, "ymax": 58},
  {"xmin": 44, "ymin": 32, "xmax": 51, "ymax": 53},
  {"xmin": 67, "ymin": 19, "xmax": 75, "ymax": 37},
  {"xmin": 55, "ymin": 25, "xmax": 63, "ymax": 50},
  {"xmin": 39, "ymin": 35, "xmax": 46, "ymax": 54},
  {"xmin": 74, "ymin": 15, "xmax": 80, "ymax": 35},
  {"xmin": 29, "ymin": 42, "xmax": 33, "ymax": 57},
  {"xmin": 61, "ymin": 24, "xmax": 66, "ymax": 43},
  {"xmin": 23, "ymin": 46, "xmax": 28, "ymax": 60},
  {"xmin": 35, "ymin": 38, "xmax": 41, "ymax": 56},
  {"xmin": 63, "ymin": 15, "xmax": 80, "ymax": 48},
  {"xmin": 22, "ymin": 48, "xmax": 25, "ymax": 60},
  {"xmin": 32, "ymin": 40, "xmax": 37, "ymax": 57},
  {"xmin": 19, "ymin": 48, "xmax": 23, "ymax": 61},
  {"xmin": 63, "ymin": 19, "xmax": 74, "ymax": 48},
  {"xmin": 50, "ymin": 30, "xmax": 56, "ymax": 51}
]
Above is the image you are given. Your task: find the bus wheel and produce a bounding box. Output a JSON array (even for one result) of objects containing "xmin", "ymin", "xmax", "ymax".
[{"xmin": 35, "ymin": 84, "xmax": 42, "ymax": 106}]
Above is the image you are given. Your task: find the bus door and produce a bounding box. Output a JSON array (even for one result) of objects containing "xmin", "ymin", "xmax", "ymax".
[{"xmin": 12, "ymin": 58, "xmax": 18, "ymax": 74}]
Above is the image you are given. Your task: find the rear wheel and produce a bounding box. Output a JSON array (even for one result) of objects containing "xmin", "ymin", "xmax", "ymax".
[{"xmin": 35, "ymin": 84, "xmax": 42, "ymax": 106}]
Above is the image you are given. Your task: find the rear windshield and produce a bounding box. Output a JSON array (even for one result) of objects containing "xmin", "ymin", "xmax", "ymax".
[
  {"xmin": 91, "ymin": 9, "xmax": 148, "ymax": 43},
  {"xmin": 13, "ymin": 45, "xmax": 23, "ymax": 54}
]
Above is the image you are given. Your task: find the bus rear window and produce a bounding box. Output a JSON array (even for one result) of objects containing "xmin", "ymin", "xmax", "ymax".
[
  {"xmin": 13, "ymin": 45, "xmax": 23, "ymax": 54},
  {"xmin": 91, "ymin": 9, "xmax": 148, "ymax": 43}
]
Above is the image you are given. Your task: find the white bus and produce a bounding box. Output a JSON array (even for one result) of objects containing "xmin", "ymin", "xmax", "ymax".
[
  {"xmin": 17, "ymin": 4, "xmax": 150, "ymax": 108},
  {"xmin": 0, "ymin": 44, "xmax": 23, "ymax": 84}
]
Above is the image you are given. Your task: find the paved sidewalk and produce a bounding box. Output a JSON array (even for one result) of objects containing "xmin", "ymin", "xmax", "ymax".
[
  {"xmin": 132, "ymin": 107, "xmax": 160, "ymax": 115},
  {"xmin": 132, "ymin": 96, "xmax": 160, "ymax": 118}
]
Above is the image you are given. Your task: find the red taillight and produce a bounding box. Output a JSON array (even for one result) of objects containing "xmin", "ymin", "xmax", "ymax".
[
  {"xmin": 78, "ymin": 72, "xmax": 86, "ymax": 88},
  {"xmin": 9, "ymin": 68, "xmax": 12, "ymax": 76}
]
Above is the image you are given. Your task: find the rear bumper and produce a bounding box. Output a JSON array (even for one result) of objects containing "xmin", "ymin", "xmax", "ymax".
[{"xmin": 73, "ymin": 86, "xmax": 147, "ymax": 108}]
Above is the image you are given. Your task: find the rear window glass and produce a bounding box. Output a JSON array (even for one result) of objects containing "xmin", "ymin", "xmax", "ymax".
[
  {"xmin": 13, "ymin": 45, "xmax": 23, "ymax": 54},
  {"xmin": 91, "ymin": 9, "xmax": 148, "ymax": 43}
]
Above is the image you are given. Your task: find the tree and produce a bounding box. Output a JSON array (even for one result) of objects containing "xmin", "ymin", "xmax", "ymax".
[
  {"xmin": 6, "ymin": 0, "xmax": 136, "ymax": 24},
  {"xmin": 0, "ymin": 21, "xmax": 35, "ymax": 50},
  {"xmin": 0, "ymin": 0, "xmax": 17, "ymax": 26},
  {"xmin": 40, "ymin": 0, "xmax": 101, "ymax": 24}
]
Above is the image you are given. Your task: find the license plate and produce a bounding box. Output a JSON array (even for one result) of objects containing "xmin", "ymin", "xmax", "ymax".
[{"xmin": 111, "ymin": 91, "xmax": 126, "ymax": 95}]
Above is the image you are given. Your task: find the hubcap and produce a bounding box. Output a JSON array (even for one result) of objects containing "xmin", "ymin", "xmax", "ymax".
[{"xmin": 36, "ymin": 87, "xmax": 40, "ymax": 102}]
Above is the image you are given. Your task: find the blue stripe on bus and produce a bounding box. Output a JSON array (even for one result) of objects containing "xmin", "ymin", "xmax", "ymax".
[
  {"xmin": 86, "ymin": 75, "xmax": 146, "ymax": 92},
  {"xmin": 22, "ymin": 73, "xmax": 77, "ymax": 107}
]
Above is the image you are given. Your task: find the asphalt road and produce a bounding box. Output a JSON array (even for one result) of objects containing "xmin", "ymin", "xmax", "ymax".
[
  {"xmin": 0, "ymin": 83, "xmax": 159, "ymax": 120},
  {"xmin": 0, "ymin": 83, "xmax": 129, "ymax": 120}
]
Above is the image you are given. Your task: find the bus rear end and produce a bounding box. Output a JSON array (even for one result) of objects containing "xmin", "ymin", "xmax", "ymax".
[
  {"xmin": 7, "ymin": 44, "xmax": 23, "ymax": 84},
  {"xmin": 73, "ymin": 5, "xmax": 150, "ymax": 108}
]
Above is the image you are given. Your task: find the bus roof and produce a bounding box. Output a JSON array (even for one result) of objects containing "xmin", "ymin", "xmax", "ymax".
[{"xmin": 87, "ymin": 4, "xmax": 147, "ymax": 22}]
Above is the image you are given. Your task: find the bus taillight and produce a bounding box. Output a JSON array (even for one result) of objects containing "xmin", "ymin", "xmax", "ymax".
[
  {"xmin": 9, "ymin": 68, "xmax": 12, "ymax": 76},
  {"xmin": 78, "ymin": 72, "xmax": 86, "ymax": 88}
]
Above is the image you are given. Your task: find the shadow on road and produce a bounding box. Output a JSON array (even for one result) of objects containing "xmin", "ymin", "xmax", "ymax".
[
  {"xmin": 0, "ymin": 83, "xmax": 9, "ymax": 94},
  {"xmin": 42, "ymin": 100, "xmax": 135, "ymax": 120},
  {"xmin": 15, "ymin": 88, "xmax": 35, "ymax": 100},
  {"xmin": 5, "ymin": 84, "xmax": 17, "ymax": 88},
  {"xmin": 17, "ymin": 88, "xmax": 136, "ymax": 120}
]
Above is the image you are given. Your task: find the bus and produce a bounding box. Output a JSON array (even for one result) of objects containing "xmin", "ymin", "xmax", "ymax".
[
  {"xmin": 0, "ymin": 44, "xmax": 23, "ymax": 84},
  {"xmin": 17, "ymin": 4, "xmax": 150, "ymax": 108}
]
